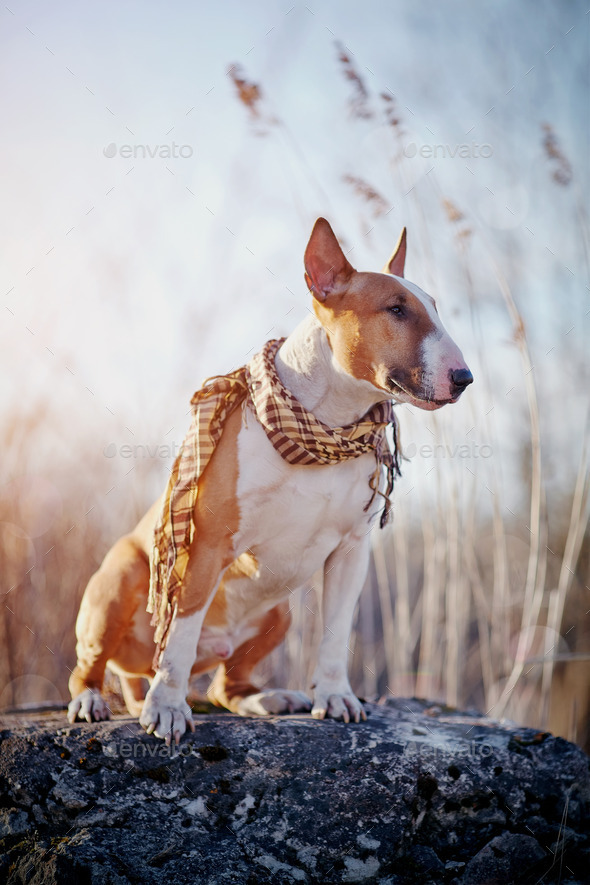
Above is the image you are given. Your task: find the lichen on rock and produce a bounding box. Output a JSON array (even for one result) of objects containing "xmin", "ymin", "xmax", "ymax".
[{"xmin": 0, "ymin": 698, "xmax": 588, "ymax": 884}]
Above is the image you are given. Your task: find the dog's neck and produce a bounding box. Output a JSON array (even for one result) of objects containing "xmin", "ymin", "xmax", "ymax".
[{"xmin": 275, "ymin": 314, "xmax": 390, "ymax": 428}]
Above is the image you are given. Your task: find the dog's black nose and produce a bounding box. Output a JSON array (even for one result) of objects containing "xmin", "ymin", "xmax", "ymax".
[{"xmin": 451, "ymin": 368, "xmax": 474, "ymax": 391}]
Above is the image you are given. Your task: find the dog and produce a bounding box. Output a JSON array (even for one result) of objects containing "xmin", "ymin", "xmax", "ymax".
[{"xmin": 67, "ymin": 218, "xmax": 472, "ymax": 743}]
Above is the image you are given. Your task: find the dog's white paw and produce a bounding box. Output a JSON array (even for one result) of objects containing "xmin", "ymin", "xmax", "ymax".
[
  {"xmin": 311, "ymin": 684, "xmax": 367, "ymax": 724},
  {"xmin": 67, "ymin": 689, "xmax": 111, "ymax": 724},
  {"xmin": 139, "ymin": 683, "xmax": 195, "ymax": 745},
  {"xmin": 236, "ymin": 689, "xmax": 312, "ymax": 717}
]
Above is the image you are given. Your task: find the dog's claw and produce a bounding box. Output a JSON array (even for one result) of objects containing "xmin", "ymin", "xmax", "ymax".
[
  {"xmin": 312, "ymin": 687, "xmax": 365, "ymax": 724},
  {"xmin": 139, "ymin": 685, "xmax": 194, "ymax": 743},
  {"xmin": 345, "ymin": 696, "xmax": 366, "ymax": 724},
  {"xmin": 67, "ymin": 689, "xmax": 110, "ymax": 724}
]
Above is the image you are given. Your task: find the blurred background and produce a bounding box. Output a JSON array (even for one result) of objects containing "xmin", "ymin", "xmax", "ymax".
[{"xmin": 1, "ymin": 0, "xmax": 588, "ymax": 750}]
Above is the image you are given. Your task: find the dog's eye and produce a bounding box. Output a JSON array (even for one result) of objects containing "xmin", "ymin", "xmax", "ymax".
[{"xmin": 388, "ymin": 305, "xmax": 404, "ymax": 317}]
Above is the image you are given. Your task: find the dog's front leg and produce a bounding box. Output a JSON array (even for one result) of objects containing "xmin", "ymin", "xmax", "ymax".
[
  {"xmin": 311, "ymin": 531, "xmax": 370, "ymax": 724},
  {"xmin": 139, "ymin": 608, "xmax": 206, "ymax": 744}
]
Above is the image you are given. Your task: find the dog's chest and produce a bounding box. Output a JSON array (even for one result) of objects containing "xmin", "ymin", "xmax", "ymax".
[{"xmin": 232, "ymin": 407, "xmax": 377, "ymax": 582}]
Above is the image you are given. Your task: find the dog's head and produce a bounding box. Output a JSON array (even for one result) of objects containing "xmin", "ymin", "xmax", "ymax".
[{"xmin": 304, "ymin": 218, "xmax": 473, "ymax": 410}]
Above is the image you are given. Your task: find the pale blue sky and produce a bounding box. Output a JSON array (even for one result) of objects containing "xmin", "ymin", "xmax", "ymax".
[{"xmin": 1, "ymin": 0, "xmax": 588, "ymax": 515}]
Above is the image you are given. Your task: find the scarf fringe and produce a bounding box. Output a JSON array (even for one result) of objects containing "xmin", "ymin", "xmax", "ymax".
[{"xmin": 364, "ymin": 415, "xmax": 402, "ymax": 529}]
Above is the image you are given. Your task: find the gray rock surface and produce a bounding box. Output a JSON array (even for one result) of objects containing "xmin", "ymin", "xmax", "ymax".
[{"xmin": 0, "ymin": 698, "xmax": 588, "ymax": 884}]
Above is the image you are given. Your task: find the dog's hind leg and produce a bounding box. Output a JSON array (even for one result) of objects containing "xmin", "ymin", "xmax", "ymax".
[
  {"xmin": 118, "ymin": 675, "xmax": 149, "ymax": 718},
  {"xmin": 207, "ymin": 601, "xmax": 312, "ymax": 716},
  {"xmin": 67, "ymin": 535, "xmax": 150, "ymax": 723}
]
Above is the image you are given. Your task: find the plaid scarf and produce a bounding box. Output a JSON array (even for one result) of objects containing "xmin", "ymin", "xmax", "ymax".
[{"xmin": 148, "ymin": 338, "xmax": 401, "ymax": 662}]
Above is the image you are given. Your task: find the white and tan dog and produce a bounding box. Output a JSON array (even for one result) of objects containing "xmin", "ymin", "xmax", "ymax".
[{"xmin": 68, "ymin": 218, "xmax": 472, "ymax": 743}]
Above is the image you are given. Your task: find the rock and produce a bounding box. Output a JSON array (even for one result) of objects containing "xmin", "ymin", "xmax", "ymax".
[
  {"xmin": 405, "ymin": 844, "xmax": 444, "ymax": 878},
  {"xmin": 463, "ymin": 832, "xmax": 545, "ymax": 883},
  {"xmin": 0, "ymin": 699, "xmax": 588, "ymax": 884},
  {"xmin": 342, "ymin": 855, "xmax": 381, "ymax": 881},
  {"xmin": 0, "ymin": 808, "xmax": 30, "ymax": 837},
  {"xmin": 51, "ymin": 773, "xmax": 96, "ymax": 811}
]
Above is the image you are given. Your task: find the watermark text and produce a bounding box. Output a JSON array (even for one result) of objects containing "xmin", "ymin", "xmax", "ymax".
[
  {"xmin": 103, "ymin": 142, "xmax": 193, "ymax": 159},
  {"xmin": 404, "ymin": 142, "xmax": 493, "ymax": 159}
]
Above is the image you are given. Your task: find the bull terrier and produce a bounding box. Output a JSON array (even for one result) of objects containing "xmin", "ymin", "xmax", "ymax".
[{"xmin": 67, "ymin": 218, "xmax": 472, "ymax": 743}]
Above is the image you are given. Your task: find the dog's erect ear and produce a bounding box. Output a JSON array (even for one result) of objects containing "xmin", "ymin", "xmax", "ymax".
[
  {"xmin": 382, "ymin": 227, "xmax": 407, "ymax": 278},
  {"xmin": 304, "ymin": 218, "xmax": 355, "ymax": 302}
]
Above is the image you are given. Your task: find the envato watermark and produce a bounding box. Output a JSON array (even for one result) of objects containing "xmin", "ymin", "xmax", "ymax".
[
  {"xmin": 104, "ymin": 739, "xmax": 200, "ymax": 759},
  {"xmin": 404, "ymin": 142, "xmax": 493, "ymax": 159},
  {"xmin": 403, "ymin": 740, "xmax": 495, "ymax": 761},
  {"xmin": 102, "ymin": 737, "xmax": 496, "ymax": 763},
  {"xmin": 103, "ymin": 442, "xmax": 183, "ymax": 460},
  {"xmin": 405, "ymin": 442, "xmax": 493, "ymax": 459},
  {"xmin": 103, "ymin": 142, "xmax": 194, "ymax": 159}
]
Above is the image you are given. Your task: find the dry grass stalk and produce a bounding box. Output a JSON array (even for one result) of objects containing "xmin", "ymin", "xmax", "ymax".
[
  {"xmin": 491, "ymin": 265, "xmax": 548, "ymax": 718},
  {"xmin": 391, "ymin": 510, "xmax": 412, "ymax": 695},
  {"xmin": 380, "ymin": 91, "xmax": 403, "ymax": 131},
  {"xmin": 541, "ymin": 419, "xmax": 590, "ymax": 721},
  {"xmin": 372, "ymin": 528, "xmax": 398, "ymax": 694},
  {"xmin": 444, "ymin": 440, "xmax": 462, "ymax": 707},
  {"xmin": 415, "ymin": 489, "xmax": 443, "ymax": 700},
  {"xmin": 343, "ymin": 174, "xmax": 389, "ymax": 218},
  {"xmin": 335, "ymin": 42, "xmax": 373, "ymax": 119},
  {"xmin": 227, "ymin": 64, "xmax": 263, "ymax": 119},
  {"xmin": 541, "ymin": 123, "xmax": 573, "ymax": 187}
]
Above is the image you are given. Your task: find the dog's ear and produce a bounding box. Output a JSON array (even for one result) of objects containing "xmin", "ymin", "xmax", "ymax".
[
  {"xmin": 382, "ymin": 227, "xmax": 407, "ymax": 277},
  {"xmin": 304, "ymin": 218, "xmax": 355, "ymax": 302}
]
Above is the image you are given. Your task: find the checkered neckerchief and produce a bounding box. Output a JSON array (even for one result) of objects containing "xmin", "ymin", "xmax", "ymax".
[{"xmin": 148, "ymin": 338, "xmax": 401, "ymax": 663}]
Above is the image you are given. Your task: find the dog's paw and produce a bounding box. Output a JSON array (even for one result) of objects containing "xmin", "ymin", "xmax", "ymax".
[
  {"xmin": 311, "ymin": 685, "xmax": 367, "ymax": 724},
  {"xmin": 139, "ymin": 683, "xmax": 194, "ymax": 745},
  {"xmin": 67, "ymin": 689, "xmax": 111, "ymax": 724},
  {"xmin": 236, "ymin": 689, "xmax": 312, "ymax": 717}
]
